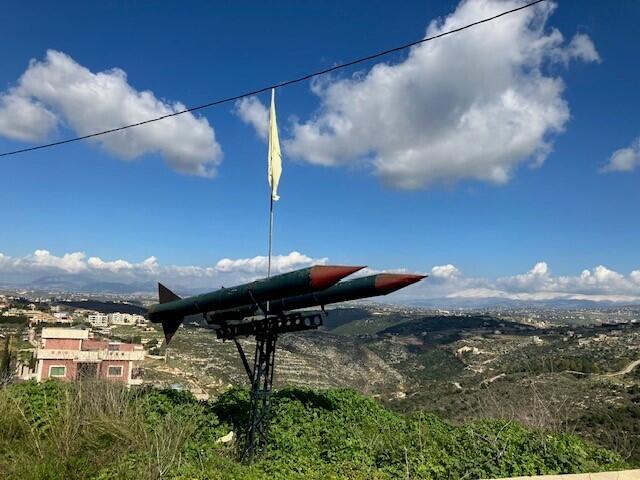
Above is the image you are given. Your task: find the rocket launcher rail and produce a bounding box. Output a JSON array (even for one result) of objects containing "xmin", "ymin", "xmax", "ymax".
[
  {"xmin": 206, "ymin": 273, "xmax": 426, "ymax": 325},
  {"xmin": 148, "ymin": 265, "xmax": 364, "ymax": 342}
]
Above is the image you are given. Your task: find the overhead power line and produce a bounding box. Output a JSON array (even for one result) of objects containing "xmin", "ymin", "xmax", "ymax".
[{"xmin": 0, "ymin": 0, "xmax": 546, "ymax": 158}]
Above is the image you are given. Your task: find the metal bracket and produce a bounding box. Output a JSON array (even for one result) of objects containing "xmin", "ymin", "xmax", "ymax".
[
  {"xmin": 215, "ymin": 311, "xmax": 324, "ymax": 462},
  {"xmin": 247, "ymin": 289, "xmax": 268, "ymax": 318},
  {"xmin": 233, "ymin": 338, "xmax": 253, "ymax": 381},
  {"xmin": 215, "ymin": 312, "xmax": 323, "ymax": 340}
]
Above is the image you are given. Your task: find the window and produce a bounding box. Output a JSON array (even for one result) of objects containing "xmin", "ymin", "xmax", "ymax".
[
  {"xmin": 107, "ymin": 366, "xmax": 123, "ymax": 377},
  {"xmin": 49, "ymin": 366, "xmax": 66, "ymax": 377}
]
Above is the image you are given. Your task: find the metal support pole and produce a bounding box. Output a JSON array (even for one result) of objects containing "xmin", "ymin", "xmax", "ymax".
[
  {"xmin": 220, "ymin": 313, "xmax": 322, "ymax": 461},
  {"xmin": 267, "ymin": 195, "xmax": 274, "ymax": 279},
  {"xmin": 243, "ymin": 331, "xmax": 277, "ymax": 461}
]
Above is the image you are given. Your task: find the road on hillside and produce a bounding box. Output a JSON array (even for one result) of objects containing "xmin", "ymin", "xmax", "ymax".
[{"xmin": 604, "ymin": 358, "xmax": 640, "ymax": 377}]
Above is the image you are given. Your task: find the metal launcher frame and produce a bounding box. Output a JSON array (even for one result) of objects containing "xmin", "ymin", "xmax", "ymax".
[{"xmin": 210, "ymin": 308, "xmax": 324, "ymax": 460}]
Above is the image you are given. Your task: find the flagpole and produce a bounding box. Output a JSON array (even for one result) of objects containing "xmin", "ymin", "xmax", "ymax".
[
  {"xmin": 267, "ymin": 194, "xmax": 274, "ymax": 279},
  {"xmin": 266, "ymin": 175, "xmax": 274, "ymax": 315}
]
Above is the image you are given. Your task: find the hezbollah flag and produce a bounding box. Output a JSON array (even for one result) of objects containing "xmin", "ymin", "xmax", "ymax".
[{"xmin": 268, "ymin": 88, "xmax": 282, "ymax": 201}]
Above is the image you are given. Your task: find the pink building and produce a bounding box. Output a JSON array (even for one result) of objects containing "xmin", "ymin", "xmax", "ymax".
[{"xmin": 36, "ymin": 328, "xmax": 145, "ymax": 385}]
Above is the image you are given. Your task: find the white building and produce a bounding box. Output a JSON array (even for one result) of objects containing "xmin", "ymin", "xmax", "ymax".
[
  {"xmin": 87, "ymin": 313, "xmax": 109, "ymax": 327},
  {"xmin": 108, "ymin": 313, "xmax": 145, "ymax": 325},
  {"xmin": 87, "ymin": 312, "xmax": 146, "ymax": 327}
]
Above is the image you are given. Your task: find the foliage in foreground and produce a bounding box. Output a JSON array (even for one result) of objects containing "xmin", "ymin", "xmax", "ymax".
[{"xmin": 0, "ymin": 381, "xmax": 627, "ymax": 480}]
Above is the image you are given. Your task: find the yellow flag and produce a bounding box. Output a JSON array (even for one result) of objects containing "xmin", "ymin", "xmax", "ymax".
[{"xmin": 268, "ymin": 88, "xmax": 282, "ymax": 201}]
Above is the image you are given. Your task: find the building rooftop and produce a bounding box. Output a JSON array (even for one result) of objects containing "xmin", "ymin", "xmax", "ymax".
[{"xmin": 41, "ymin": 327, "xmax": 89, "ymax": 339}]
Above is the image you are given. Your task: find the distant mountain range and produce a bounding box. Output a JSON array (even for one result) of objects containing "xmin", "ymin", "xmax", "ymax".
[
  {"xmin": 404, "ymin": 296, "xmax": 639, "ymax": 309},
  {"xmin": 1, "ymin": 275, "xmax": 156, "ymax": 295},
  {"xmin": 2, "ymin": 275, "xmax": 638, "ymax": 309}
]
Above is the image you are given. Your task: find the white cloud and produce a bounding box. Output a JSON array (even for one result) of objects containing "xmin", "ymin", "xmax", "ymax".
[
  {"xmin": 283, "ymin": 0, "xmax": 599, "ymax": 189},
  {"xmin": 234, "ymin": 96, "xmax": 269, "ymax": 140},
  {"xmin": 215, "ymin": 251, "xmax": 327, "ymax": 274},
  {"xmin": 0, "ymin": 253, "xmax": 17, "ymax": 270},
  {"xmin": 566, "ymin": 33, "xmax": 601, "ymax": 63},
  {"xmin": 447, "ymin": 288, "xmax": 640, "ymax": 304},
  {"xmin": 497, "ymin": 261, "xmax": 550, "ymax": 291},
  {"xmin": 575, "ymin": 265, "xmax": 627, "ymax": 292},
  {"xmin": 0, "ymin": 94, "xmax": 58, "ymax": 141},
  {"xmin": 85, "ymin": 255, "xmax": 159, "ymax": 275},
  {"xmin": 348, "ymin": 266, "xmax": 412, "ymax": 279},
  {"xmin": 0, "ymin": 50, "xmax": 222, "ymax": 177},
  {"xmin": 431, "ymin": 264, "xmax": 460, "ymax": 279},
  {"xmin": 1, "ymin": 249, "xmax": 639, "ymax": 303},
  {"xmin": 0, "ymin": 249, "xmax": 329, "ymax": 290},
  {"xmin": 29, "ymin": 249, "xmax": 88, "ymax": 274},
  {"xmin": 600, "ymin": 137, "xmax": 640, "ymax": 173},
  {"xmin": 429, "ymin": 261, "xmax": 640, "ymax": 303}
]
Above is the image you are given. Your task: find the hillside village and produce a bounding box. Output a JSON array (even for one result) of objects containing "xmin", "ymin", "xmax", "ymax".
[{"xmin": 2, "ymin": 291, "xmax": 639, "ymax": 465}]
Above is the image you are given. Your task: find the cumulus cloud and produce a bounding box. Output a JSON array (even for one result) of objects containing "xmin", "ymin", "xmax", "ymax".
[
  {"xmin": 234, "ymin": 96, "xmax": 269, "ymax": 140},
  {"xmin": 434, "ymin": 261, "xmax": 640, "ymax": 303},
  {"xmin": 0, "ymin": 249, "xmax": 328, "ymax": 290},
  {"xmin": 0, "ymin": 95, "xmax": 57, "ymax": 141},
  {"xmin": 86, "ymin": 256, "xmax": 158, "ymax": 274},
  {"xmin": 496, "ymin": 261, "xmax": 550, "ymax": 291},
  {"xmin": 215, "ymin": 251, "xmax": 326, "ymax": 274},
  {"xmin": 0, "ymin": 253, "xmax": 17, "ymax": 270},
  {"xmin": 0, "ymin": 249, "xmax": 157, "ymax": 276},
  {"xmin": 29, "ymin": 249, "xmax": 88, "ymax": 274},
  {"xmin": 1, "ymin": 249, "xmax": 639, "ymax": 303},
  {"xmin": 348, "ymin": 266, "xmax": 411, "ymax": 279},
  {"xmin": 0, "ymin": 50, "xmax": 222, "ymax": 176},
  {"xmin": 431, "ymin": 264, "xmax": 461, "ymax": 279},
  {"xmin": 566, "ymin": 33, "xmax": 601, "ymax": 63},
  {"xmin": 600, "ymin": 137, "xmax": 640, "ymax": 173},
  {"xmin": 280, "ymin": 0, "xmax": 598, "ymax": 189}
]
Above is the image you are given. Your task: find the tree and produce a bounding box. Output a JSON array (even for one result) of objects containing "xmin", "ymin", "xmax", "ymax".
[{"xmin": 0, "ymin": 335, "xmax": 12, "ymax": 379}]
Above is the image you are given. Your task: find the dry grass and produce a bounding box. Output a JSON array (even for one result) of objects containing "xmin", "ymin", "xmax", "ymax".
[{"xmin": 0, "ymin": 380, "xmax": 203, "ymax": 480}]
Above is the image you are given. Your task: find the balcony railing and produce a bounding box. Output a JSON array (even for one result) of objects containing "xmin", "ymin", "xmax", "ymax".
[{"xmin": 37, "ymin": 349, "xmax": 145, "ymax": 362}]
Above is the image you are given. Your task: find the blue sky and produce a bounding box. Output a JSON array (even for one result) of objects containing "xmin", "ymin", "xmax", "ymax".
[{"xmin": 0, "ymin": 0, "xmax": 639, "ymax": 301}]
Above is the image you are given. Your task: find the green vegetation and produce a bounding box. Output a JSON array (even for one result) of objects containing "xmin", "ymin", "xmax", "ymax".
[
  {"xmin": 0, "ymin": 381, "xmax": 626, "ymax": 479},
  {"xmin": 320, "ymin": 308, "xmax": 414, "ymax": 336},
  {"xmin": 0, "ymin": 315, "xmax": 28, "ymax": 325},
  {"xmin": 331, "ymin": 316, "xmax": 413, "ymax": 336},
  {"xmin": 321, "ymin": 308, "xmax": 373, "ymax": 331},
  {"xmin": 575, "ymin": 402, "xmax": 640, "ymax": 464},
  {"xmin": 507, "ymin": 351, "xmax": 636, "ymax": 375},
  {"xmin": 57, "ymin": 300, "xmax": 146, "ymax": 315},
  {"xmin": 379, "ymin": 316, "xmax": 530, "ymax": 336},
  {"xmin": 0, "ymin": 336, "xmax": 11, "ymax": 377},
  {"xmin": 411, "ymin": 348, "xmax": 466, "ymax": 382}
]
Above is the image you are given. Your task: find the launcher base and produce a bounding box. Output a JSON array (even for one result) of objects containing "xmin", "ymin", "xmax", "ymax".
[{"xmin": 213, "ymin": 311, "xmax": 323, "ymax": 460}]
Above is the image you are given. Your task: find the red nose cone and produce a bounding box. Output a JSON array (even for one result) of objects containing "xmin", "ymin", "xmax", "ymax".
[
  {"xmin": 374, "ymin": 274, "xmax": 427, "ymax": 294},
  {"xmin": 310, "ymin": 265, "xmax": 365, "ymax": 290}
]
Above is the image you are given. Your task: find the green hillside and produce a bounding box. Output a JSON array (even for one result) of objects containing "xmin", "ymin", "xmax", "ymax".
[{"xmin": 0, "ymin": 381, "xmax": 626, "ymax": 479}]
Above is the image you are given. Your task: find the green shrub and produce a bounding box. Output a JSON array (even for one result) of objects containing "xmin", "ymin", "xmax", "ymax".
[{"xmin": 0, "ymin": 381, "xmax": 628, "ymax": 479}]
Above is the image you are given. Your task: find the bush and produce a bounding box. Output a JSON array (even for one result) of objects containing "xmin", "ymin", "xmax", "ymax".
[
  {"xmin": 0, "ymin": 382, "xmax": 628, "ymax": 479},
  {"xmin": 0, "ymin": 315, "xmax": 28, "ymax": 325}
]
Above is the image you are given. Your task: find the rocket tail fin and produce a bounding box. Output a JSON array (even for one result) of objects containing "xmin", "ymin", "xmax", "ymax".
[
  {"xmin": 162, "ymin": 316, "xmax": 183, "ymax": 344},
  {"xmin": 155, "ymin": 284, "xmax": 183, "ymax": 343},
  {"xmin": 158, "ymin": 283, "xmax": 181, "ymax": 303}
]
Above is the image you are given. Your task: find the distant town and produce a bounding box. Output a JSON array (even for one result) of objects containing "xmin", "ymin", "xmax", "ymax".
[
  {"xmin": 0, "ymin": 291, "xmax": 152, "ymax": 388},
  {"xmin": 2, "ymin": 288, "xmax": 639, "ymax": 398}
]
